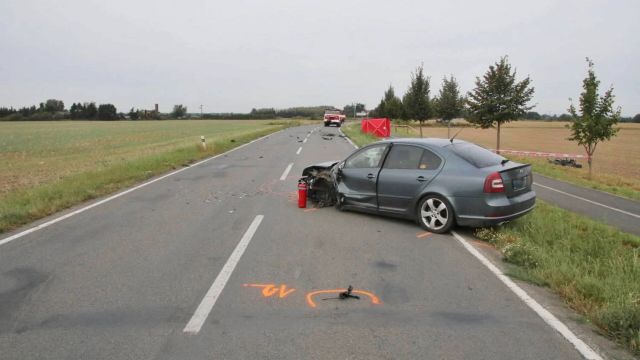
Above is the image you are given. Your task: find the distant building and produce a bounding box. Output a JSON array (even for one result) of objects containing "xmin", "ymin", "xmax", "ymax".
[{"xmin": 140, "ymin": 104, "xmax": 160, "ymax": 120}]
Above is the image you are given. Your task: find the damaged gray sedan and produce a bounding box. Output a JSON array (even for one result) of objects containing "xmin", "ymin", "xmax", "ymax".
[{"xmin": 301, "ymin": 138, "xmax": 536, "ymax": 233}]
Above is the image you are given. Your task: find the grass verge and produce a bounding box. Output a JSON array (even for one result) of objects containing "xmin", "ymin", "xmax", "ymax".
[
  {"xmin": 0, "ymin": 122, "xmax": 298, "ymax": 234},
  {"xmin": 340, "ymin": 122, "xmax": 379, "ymax": 147},
  {"xmin": 476, "ymin": 201, "xmax": 640, "ymax": 354}
]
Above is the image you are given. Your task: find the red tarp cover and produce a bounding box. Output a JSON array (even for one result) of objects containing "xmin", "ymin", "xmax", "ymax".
[{"xmin": 361, "ymin": 118, "xmax": 391, "ymax": 137}]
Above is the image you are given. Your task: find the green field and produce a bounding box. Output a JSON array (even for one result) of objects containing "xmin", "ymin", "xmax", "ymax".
[{"xmin": 0, "ymin": 120, "xmax": 297, "ymax": 233}]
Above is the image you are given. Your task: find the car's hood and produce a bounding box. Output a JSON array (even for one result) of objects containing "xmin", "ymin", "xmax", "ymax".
[{"xmin": 301, "ymin": 160, "xmax": 340, "ymax": 177}]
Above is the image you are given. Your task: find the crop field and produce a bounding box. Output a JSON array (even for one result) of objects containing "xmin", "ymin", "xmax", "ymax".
[
  {"xmin": 394, "ymin": 120, "xmax": 640, "ymax": 180},
  {"xmin": 0, "ymin": 120, "xmax": 294, "ymax": 232},
  {"xmin": 0, "ymin": 120, "xmax": 286, "ymax": 196}
]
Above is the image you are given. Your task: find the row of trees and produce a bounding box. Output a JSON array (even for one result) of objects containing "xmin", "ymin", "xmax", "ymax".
[
  {"xmin": 70, "ymin": 102, "xmax": 118, "ymax": 120},
  {"xmin": 201, "ymin": 106, "xmax": 336, "ymax": 120},
  {"xmin": 0, "ymin": 102, "xmax": 371, "ymax": 121},
  {"xmin": 0, "ymin": 100, "xmax": 121, "ymax": 120},
  {"xmin": 0, "ymin": 99, "xmax": 66, "ymax": 120},
  {"xmin": 371, "ymin": 57, "xmax": 622, "ymax": 177},
  {"xmin": 1, "ymin": 102, "xmax": 189, "ymax": 121},
  {"xmin": 342, "ymin": 103, "xmax": 366, "ymax": 116},
  {"xmin": 371, "ymin": 69, "xmax": 467, "ymax": 137}
]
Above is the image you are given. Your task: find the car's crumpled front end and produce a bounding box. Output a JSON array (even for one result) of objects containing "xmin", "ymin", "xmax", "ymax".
[{"xmin": 301, "ymin": 161, "xmax": 340, "ymax": 207}]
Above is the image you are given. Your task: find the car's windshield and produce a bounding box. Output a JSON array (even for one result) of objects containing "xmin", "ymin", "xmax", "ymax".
[{"xmin": 448, "ymin": 142, "xmax": 505, "ymax": 168}]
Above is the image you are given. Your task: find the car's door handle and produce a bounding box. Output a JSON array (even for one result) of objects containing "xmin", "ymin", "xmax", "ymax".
[
  {"xmin": 417, "ymin": 176, "xmax": 427, "ymax": 182},
  {"xmin": 367, "ymin": 173, "xmax": 375, "ymax": 180}
]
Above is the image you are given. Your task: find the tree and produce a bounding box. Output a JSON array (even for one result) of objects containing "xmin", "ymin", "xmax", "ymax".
[
  {"xmin": 97, "ymin": 104, "xmax": 118, "ymax": 120},
  {"xmin": 467, "ymin": 56, "xmax": 535, "ymax": 152},
  {"xmin": 129, "ymin": 108, "xmax": 140, "ymax": 120},
  {"xmin": 632, "ymin": 114, "xmax": 640, "ymax": 123},
  {"xmin": 44, "ymin": 99, "xmax": 65, "ymax": 112},
  {"xmin": 434, "ymin": 75, "xmax": 465, "ymax": 137},
  {"xmin": 371, "ymin": 99, "xmax": 385, "ymax": 118},
  {"xmin": 524, "ymin": 111, "xmax": 541, "ymax": 120},
  {"xmin": 382, "ymin": 86, "xmax": 403, "ymax": 120},
  {"xmin": 342, "ymin": 103, "xmax": 366, "ymax": 117},
  {"xmin": 172, "ymin": 104, "xmax": 187, "ymax": 118},
  {"xmin": 69, "ymin": 103, "xmax": 80, "ymax": 119},
  {"xmin": 85, "ymin": 102, "xmax": 98, "ymax": 119},
  {"xmin": 403, "ymin": 65, "xmax": 431, "ymax": 137},
  {"xmin": 567, "ymin": 58, "xmax": 621, "ymax": 178}
]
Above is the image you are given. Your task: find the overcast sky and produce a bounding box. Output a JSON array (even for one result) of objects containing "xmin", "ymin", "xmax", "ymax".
[{"xmin": 1, "ymin": 0, "xmax": 638, "ymax": 115}]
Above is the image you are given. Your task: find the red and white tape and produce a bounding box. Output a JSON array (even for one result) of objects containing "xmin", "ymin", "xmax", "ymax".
[{"xmin": 492, "ymin": 149, "xmax": 586, "ymax": 158}]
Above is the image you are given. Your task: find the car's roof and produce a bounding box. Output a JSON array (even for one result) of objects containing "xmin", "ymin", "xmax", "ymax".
[{"xmin": 375, "ymin": 137, "xmax": 466, "ymax": 148}]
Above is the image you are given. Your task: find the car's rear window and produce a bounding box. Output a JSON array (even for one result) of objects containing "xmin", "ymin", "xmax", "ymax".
[{"xmin": 449, "ymin": 142, "xmax": 505, "ymax": 168}]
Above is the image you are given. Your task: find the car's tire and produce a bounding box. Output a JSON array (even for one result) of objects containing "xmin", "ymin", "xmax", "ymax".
[
  {"xmin": 416, "ymin": 194, "xmax": 454, "ymax": 233},
  {"xmin": 337, "ymin": 123, "xmax": 341, "ymax": 128}
]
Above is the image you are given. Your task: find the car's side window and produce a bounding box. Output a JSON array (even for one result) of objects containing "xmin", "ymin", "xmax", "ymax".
[
  {"xmin": 382, "ymin": 145, "xmax": 424, "ymax": 169},
  {"xmin": 345, "ymin": 145, "xmax": 387, "ymax": 169},
  {"xmin": 419, "ymin": 148, "xmax": 442, "ymax": 170}
]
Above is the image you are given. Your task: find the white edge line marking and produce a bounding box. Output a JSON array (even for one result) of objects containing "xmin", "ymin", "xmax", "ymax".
[
  {"xmin": 0, "ymin": 131, "xmax": 280, "ymax": 247},
  {"xmin": 302, "ymin": 138, "xmax": 307, "ymax": 143},
  {"xmin": 339, "ymin": 128, "xmax": 359, "ymax": 149},
  {"xmin": 280, "ymin": 163, "xmax": 294, "ymax": 181},
  {"xmin": 296, "ymin": 147, "xmax": 302, "ymax": 155},
  {"xmin": 183, "ymin": 215, "xmax": 264, "ymax": 334},
  {"xmin": 451, "ymin": 231, "xmax": 603, "ymax": 360},
  {"xmin": 533, "ymin": 182, "xmax": 639, "ymax": 218}
]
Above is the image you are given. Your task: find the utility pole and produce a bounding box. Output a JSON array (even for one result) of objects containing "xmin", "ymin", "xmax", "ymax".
[{"xmin": 200, "ymin": 105, "xmax": 203, "ymax": 119}]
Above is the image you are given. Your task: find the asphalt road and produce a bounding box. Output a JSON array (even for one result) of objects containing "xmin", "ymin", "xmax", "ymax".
[
  {"xmin": 533, "ymin": 175, "xmax": 640, "ymax": 236},
  {"xmin": 0, "ymin": 125, "xmax": 606, "ymax": 359}
]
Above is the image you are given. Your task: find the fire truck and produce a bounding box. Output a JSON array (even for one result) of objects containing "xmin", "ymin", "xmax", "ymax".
[{"xmin": 323, "ymin": 109, "xmax": 346, "ymax": 127}]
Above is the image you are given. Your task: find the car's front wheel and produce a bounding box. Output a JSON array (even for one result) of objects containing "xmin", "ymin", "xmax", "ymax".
[{"xmin": 417, "ymin": 195, "xmax": 454, "ymax": 233}]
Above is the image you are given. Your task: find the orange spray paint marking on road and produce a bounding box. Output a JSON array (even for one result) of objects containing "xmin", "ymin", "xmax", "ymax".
[
  {"xmin": 243, "ymin": 283, "xmax": 296, "ymax": 298},
  {"xmin": 305, "ymin": 289, "xmax": 382, "ymax": 308},
  {"xmin": 416, "ymin": 232, "xmax": 432, "ymax": 238},
  {"xmin": 303, "ymin": 208, "xmax": 318, "ymax": 212}
]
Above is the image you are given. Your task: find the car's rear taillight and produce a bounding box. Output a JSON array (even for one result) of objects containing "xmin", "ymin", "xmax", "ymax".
[{"xmin": 484, "ymin": 172, "xmax": 505, "ymax": 193}]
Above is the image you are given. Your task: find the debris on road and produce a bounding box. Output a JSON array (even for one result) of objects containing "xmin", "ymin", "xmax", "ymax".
[
  {"xmin": 321, "ymin": 133, "xmax": 336, "ymax": 141},
  {"xmin": 322, "ymin": 285, "xmax": 361, "ymax": 301},
  {"xmin": 548, "ymin": 157, "xmax": 583, "ymax": 168}
]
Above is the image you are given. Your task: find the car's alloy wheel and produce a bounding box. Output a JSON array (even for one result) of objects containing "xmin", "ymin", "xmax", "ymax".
[{"xmin": 418, "ymin": 195, "xmax": 453, "ymax": 233}]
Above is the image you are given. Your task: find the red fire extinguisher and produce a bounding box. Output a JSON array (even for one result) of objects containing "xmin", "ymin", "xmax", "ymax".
[{"xmin": 298, "ymin": 179, "xmax": 307, "ymax": 208}]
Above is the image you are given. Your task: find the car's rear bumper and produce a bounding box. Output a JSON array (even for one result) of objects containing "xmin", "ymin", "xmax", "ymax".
[{"xmin": 452, "ymin": 191, "xmax": 536, "ymax": 227}]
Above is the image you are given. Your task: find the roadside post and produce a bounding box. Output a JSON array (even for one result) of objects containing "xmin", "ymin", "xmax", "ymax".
[{"xmin": 200, "ymin": 136, "xmax": 206, "ymax": 150}]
